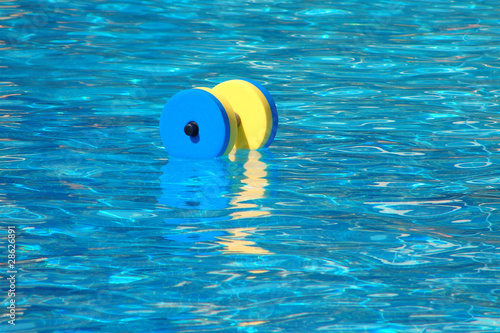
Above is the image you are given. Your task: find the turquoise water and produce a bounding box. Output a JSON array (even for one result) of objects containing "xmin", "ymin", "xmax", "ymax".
[{"xmin": 1, "ymin": 0, "xmax": 500, "ymax": 331}]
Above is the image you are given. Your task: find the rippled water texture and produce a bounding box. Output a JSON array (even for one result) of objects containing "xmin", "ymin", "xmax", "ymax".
[{"xmin": 1, "ymin": 0, "xmax": 500, "ymax": 332}]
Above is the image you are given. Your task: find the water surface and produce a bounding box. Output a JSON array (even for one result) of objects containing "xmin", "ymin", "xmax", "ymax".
[{"xmin": 1, "ymin": 0, "xmax": 500, "ymax": 332}]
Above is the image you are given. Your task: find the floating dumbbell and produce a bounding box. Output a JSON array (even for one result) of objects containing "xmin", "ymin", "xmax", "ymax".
[{"xmin": 159, "ymin": 79, "xmax": 278, "ymax": 159}]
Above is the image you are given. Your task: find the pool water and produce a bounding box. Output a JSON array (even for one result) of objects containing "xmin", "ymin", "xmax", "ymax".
[{"xmin": 1, "ymin": 0, "xmax": 500, "ymax": 331}]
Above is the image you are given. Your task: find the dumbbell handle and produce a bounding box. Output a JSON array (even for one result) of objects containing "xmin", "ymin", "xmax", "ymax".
[
  {"xmin": 235, "ymin": 113, "xmax": 241, "ymax": 127},
  {"xmin": 184, "ymin": 121, "xmax": 199, "ymax": 137},
  {"xmin": 184, "ymin": 113, "xmax": 241, "ymax": 137}
]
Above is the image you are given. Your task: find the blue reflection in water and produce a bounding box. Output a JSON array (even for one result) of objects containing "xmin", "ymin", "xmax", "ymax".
[{"xmin": 159, "ymin": 159, "xmax": 232, "ymax": 211}]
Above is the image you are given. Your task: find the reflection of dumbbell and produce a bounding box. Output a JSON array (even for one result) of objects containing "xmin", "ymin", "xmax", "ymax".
[
  {"xmin": 159, "ymin": 79, "xmax": 278, "ymax": 159},
  {"xmin": 158, "ymin": 159, "xmax": 231, "ymax": 211}
]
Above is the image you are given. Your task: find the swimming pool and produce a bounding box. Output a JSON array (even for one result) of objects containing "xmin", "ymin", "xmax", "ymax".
[{"xmin": 1, "ymin": 0, "xmax": 499, "ymax": 331}]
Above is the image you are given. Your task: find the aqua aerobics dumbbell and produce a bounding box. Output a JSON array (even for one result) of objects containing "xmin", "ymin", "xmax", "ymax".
[{"xmin": 159, "ymin": 79, "xmax": 278, "ymax": 159}]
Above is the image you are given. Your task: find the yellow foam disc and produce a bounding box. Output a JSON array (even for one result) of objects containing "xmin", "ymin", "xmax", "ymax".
[
  {"xmin": 195, "ymin": 87, "xmax": 238, "ymax": 155},
  {"xmin": 212, "ymin": 80, "xmax": 272, "ymax": 150}
]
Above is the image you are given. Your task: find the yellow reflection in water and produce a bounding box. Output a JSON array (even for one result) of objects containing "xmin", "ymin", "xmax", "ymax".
[
  {"xmin": 238, "ymin": 321, "xmax": 266, "ymax": 327},
  {"xmin": 216, "ymin": 228, "xmax": 272, "ymax": 255},
  {"xmin": 230, "ymin": 150, "xmax": 270, "ymax": 219},
  {"xmin": 215, "ymin": 151, "xmax": 272, "ymax": 254},
  {"xmin": 0, "ymin": 93, "xmax": 21, "ymax": 99}
]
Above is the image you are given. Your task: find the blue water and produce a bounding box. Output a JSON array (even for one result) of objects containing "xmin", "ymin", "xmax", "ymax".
[{"xmin": 1, "ymin": 0, "xmax": 500, "ymax": 331}]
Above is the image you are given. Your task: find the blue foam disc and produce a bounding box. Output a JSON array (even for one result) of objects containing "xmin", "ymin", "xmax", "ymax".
[{"xmin": 159, "ymin": 89, "xmax": 231, "ymax": 159}]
